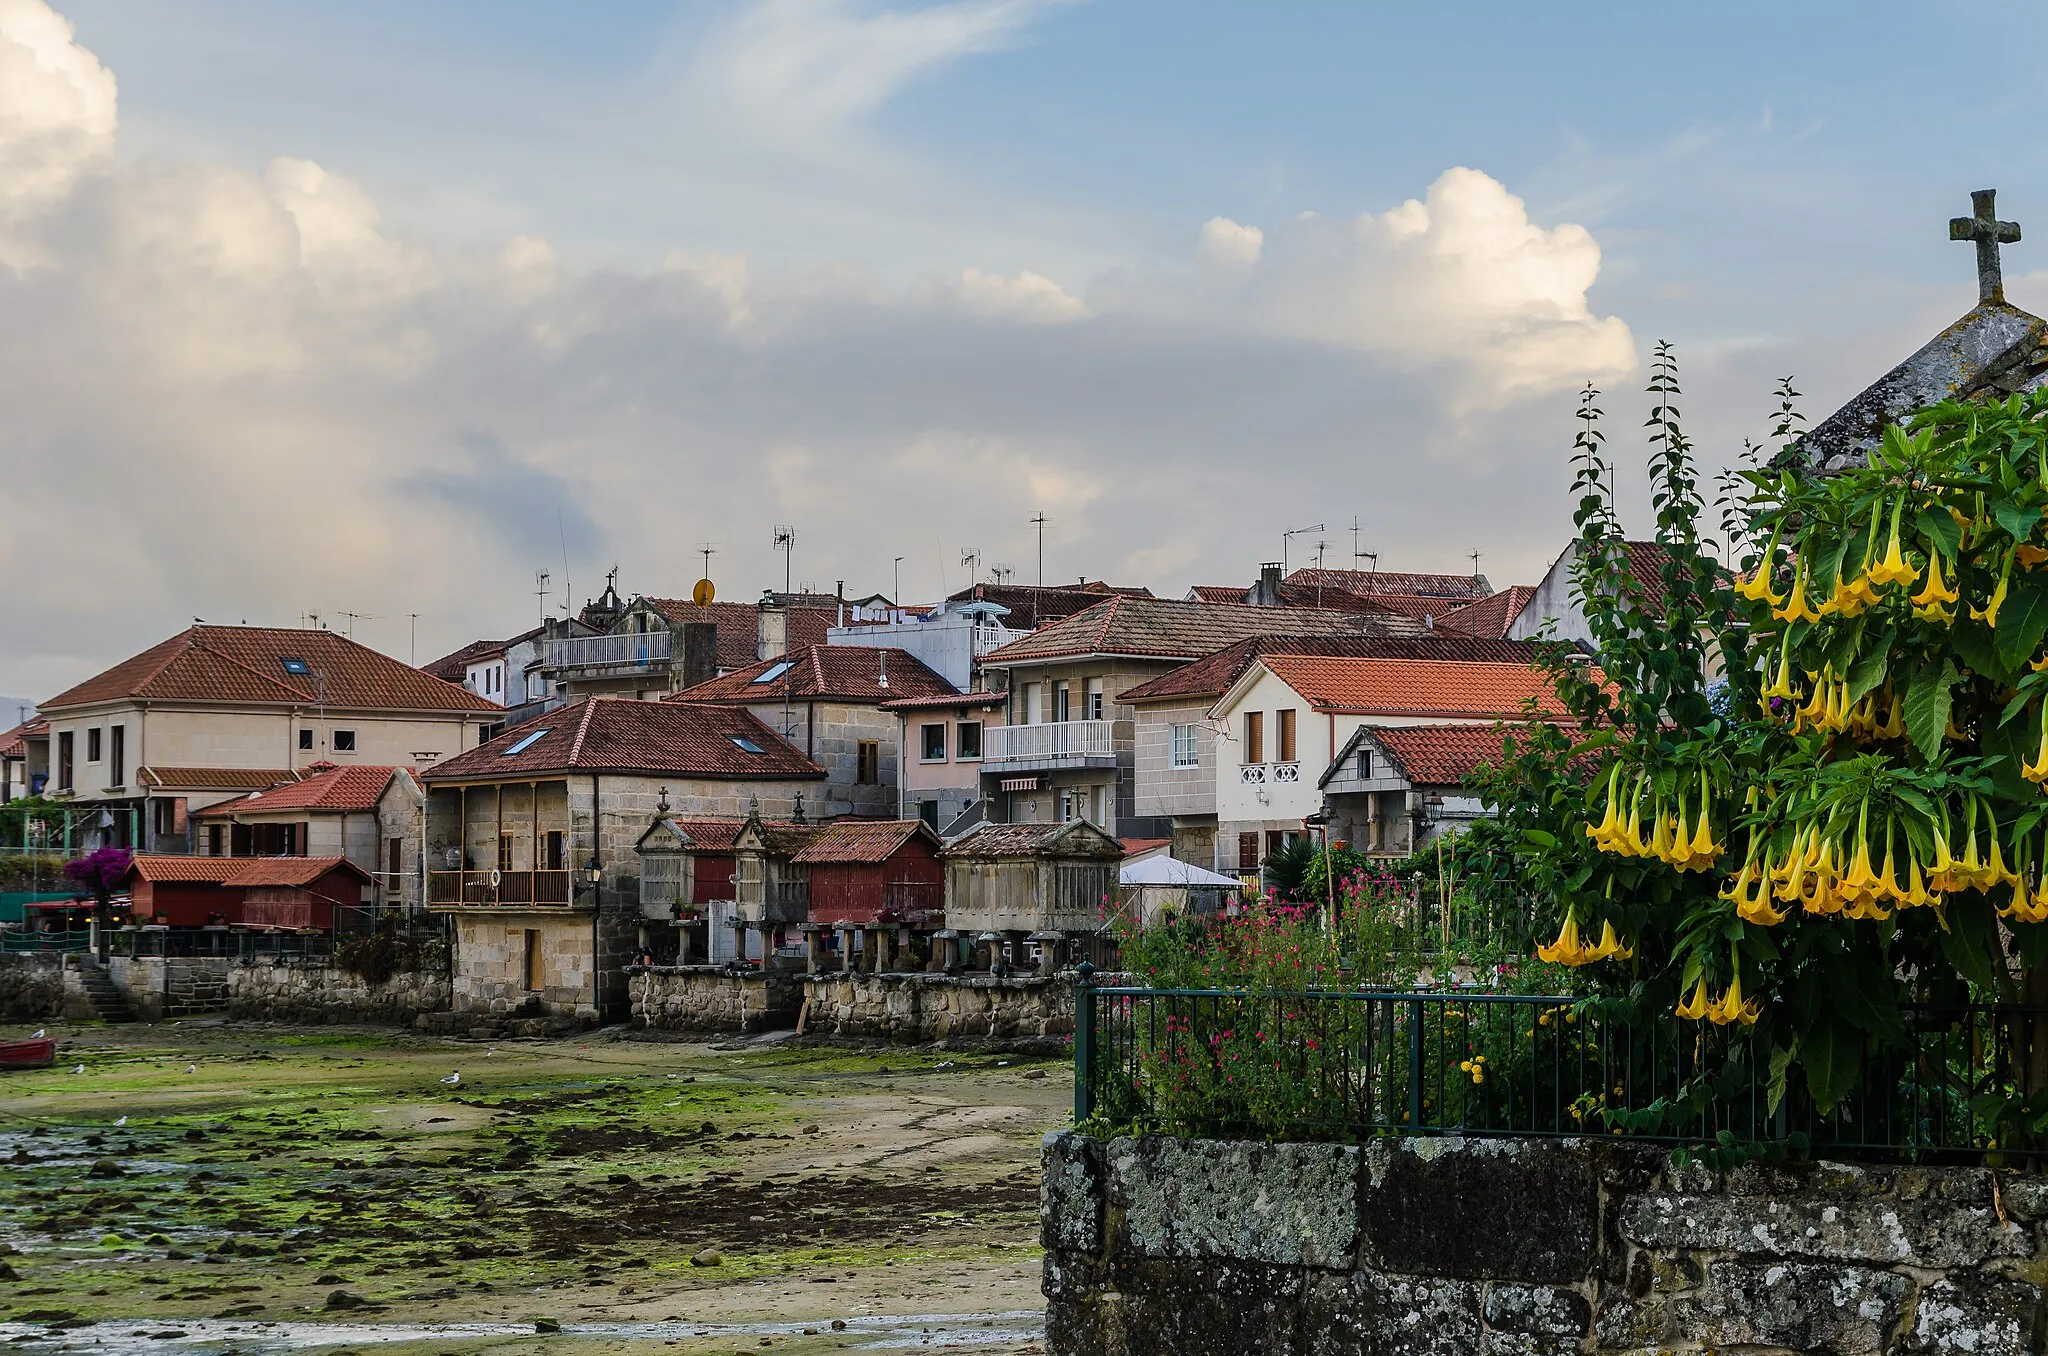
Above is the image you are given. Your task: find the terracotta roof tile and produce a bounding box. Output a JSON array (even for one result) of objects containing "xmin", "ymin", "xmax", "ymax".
[
  {"xmin": 791, "ymin": 820, "xmax": 937, "ymax": 864},
  {"xmin": 140, "ymin": 767, "xmax": 300, "ymax": 791},
  {"xmin": 0, "ymin": 717, "xmax": 44, "ymax": 759},
  {"xmin": 193, "ymin": 765, "xmax": 405, "ymax": 818},
  {"xmin": 666, "ymin": 819, "xmax": 746, "ymax": 852},
  {"xmin": 421, "ymin": 639, "xmax": 505, "ymax": 682},
  {"xmin": 45, "ymin": 626, "xmax": 500, "ymax": 713},
  {"xmin": 641, "ymin": 599, "xmax": 841, "ymax": 670},
  {"xmin": 127, "ymin": 855, "xmax": 248, "ymax": 883},
  {"xmin": 939, "ymin": 822, "xmax": 1124, "ymax": 859},
  {"xmin": 669, "ymin": 647, "xmax": 955, "ymax": 705},
  {"xmin": 1437, "ymin": 586, "xmax": 1539, "ymax": 639},
  {"xmin": 1253, "ymin": 656, "xmax": 1583, "ymax": 720},
  {"xmin": 1283, "ymin": 568, "xmax": 1493, "ymax": 601},
  {"xmin": 981, "ymin": 598, "xmax": 1401, "ymax": 665},
  {"xmin": 1186, "ymin": 585, "xmax": 1249, "ymax": 604},
  {"xmin": 1365, "ymin": 725, "xmax": 1519, "ymax": 785},
  {"xmin": 422, "ymin": 698, "xmax": 823, "ymax": 781},
  {"xmin": 1120, "ymin": 635, "xmax": 1550, "ymax": 704},
  {"xmin": 878, "ymin": 691, "xmax": 1007, "ymax": 712},
  {"xmin": 225, "ymin": 857, "xmax": 369, "ymax": 888}
]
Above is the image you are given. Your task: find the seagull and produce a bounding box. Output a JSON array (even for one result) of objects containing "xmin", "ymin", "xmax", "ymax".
[
  {"xmin": 71, "ymin": 1065, "xmax": 85, "ymax": 1075},
  {"xmin": 30, "ymin": 1029, "xmax": 44, "ymax": 1039},
  {"xmin": 440, "ymin": 1073, "xmax": 461, "ymax": 1086},
  {"xmin": 186, "ymin": 1065, "xmax": 197, "ymax": 1074},
  {"xmin": 485, "ymin": 1049, "xmax": 496, "ymax": 1057},
  {"xmin": 114, "ymin": 1116, "xmax": 127, "ymax": 1127}
]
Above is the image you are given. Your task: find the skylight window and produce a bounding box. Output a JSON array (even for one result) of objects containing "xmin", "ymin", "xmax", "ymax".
[
  {"xmin": 751, "ymin": 661, "xmax": 795, "ymax": 685},
  {"xmin": 280, "ymin": 658, "xmax": 311, "ymax": 676},
  {"xmin": 500, "ymin": 728, "xmax": 551, "ymax": 756},
  {"xmin": 729, "ymin": 736, "xmax": 766, "ymax": 754}
]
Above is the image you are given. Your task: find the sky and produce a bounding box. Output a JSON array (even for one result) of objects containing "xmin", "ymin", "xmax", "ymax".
[{"xmin": 8, "ymin": 0, "xmax": 2048, "ymax": 698}]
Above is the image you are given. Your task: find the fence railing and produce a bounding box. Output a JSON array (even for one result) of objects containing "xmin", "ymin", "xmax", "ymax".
[
  {"xmin": 0, "ymin": 927, "xmax": 90, "ymax": 953},
  {"xmin": 984, "ymin": 720, "xmax": 1121, "ymax": 764},
  {"xmin": 426, "ymin": 869, "xmax": 574, "ymax": 906},
  {"xmin": 1074, "ymin": 985, "xmax": 2048, "ymax": 1161},
  {"xmin": 542, "ymin": 630, "xmax": 671, "ymax": 672}
]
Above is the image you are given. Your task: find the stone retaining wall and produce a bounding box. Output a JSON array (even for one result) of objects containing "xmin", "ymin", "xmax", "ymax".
[
  {"xmin": 630, "ymin": 966, "xmax": 803, "ymax": 1034},
  {"xmin": 802, "ymin": 972, "xmax": 1074, "ymax": 1048},
  {"xmin": 227, "ymin": 960, "xmax": 450, "ymax": 1026},
  {"xmin": 1041, "ymin": 1132, "xmax": 2047, "ymax": 1356},
  {"xmin": 105, "ymin": 956, "xmax": 232, "ymax": 1021},
  {"xmin": 0, "ymin": 952, "xmax": 63, "ymax": 1021}
]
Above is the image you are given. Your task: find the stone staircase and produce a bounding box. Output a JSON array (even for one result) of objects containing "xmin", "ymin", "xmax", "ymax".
[{"xmin": 71, "ymin": 956, "xmax": 136, "ymax": 1023}]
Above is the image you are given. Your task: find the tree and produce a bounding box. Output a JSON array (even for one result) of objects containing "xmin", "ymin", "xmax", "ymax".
[{"xmin": 64, "ymin": 846, "xmax": 132, "ymax": 961}]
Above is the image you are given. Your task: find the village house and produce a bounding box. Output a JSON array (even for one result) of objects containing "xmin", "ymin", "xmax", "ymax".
[
  {"xmin": 1207, "ymin": 654, "xmax": 1582, "ymax": 875},
  {"xmin": 665, "ymin": 645, "xmax": 953, "ymax": 819},
  {"xmin": 975, "ymin": 597, "xmax": 1407, "ymax": 838},
  {"xmin": 827, "ymin": 594, "xmax": 1028, "ymax": 691},
  {"xmin": 35, "ymin": 625, "xmax": 499, "ymax": 855},
  {"xmin": 1, "ymin": 716, "xmax": 46, "ymax": 801},
  {"xmin": 1121, "ymin": 634, "xmax": 1547, "ymax": 869},
  {"xmin": 881, "ymin": 690, "xmax": 1006, "ymax": 833},
  {"xmin": 1318, "ymin": 723, "xmax": 1520, "ymax": 857},
  {"xmin": 418, "ymin": 697, "xmax": 824, "ymax": 1022},
  {"xmin": 422, "ymin": 623, "xmax": 577, "ymax": 728},
  {"xmin": 189, "ymin": 763, "xmax": 425, "ymax": 911}
]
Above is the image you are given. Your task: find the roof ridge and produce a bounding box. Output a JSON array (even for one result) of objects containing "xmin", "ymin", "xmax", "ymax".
[
  {"xmin": 566, "ymin": 698, "xmax": 604, "ymax": 765},
  {"xmin": 180, "ymin": 635, "xmax": 317, "ymax": 703}
]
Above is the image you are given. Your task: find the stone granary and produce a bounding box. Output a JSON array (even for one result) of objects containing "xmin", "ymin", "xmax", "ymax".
[
  {"xmin": 790, "ymin": 819, "xmax": 945, "ymax": 973},
  {"xmin": 419, "ymin": 697, "xmax": 824, "ymax": 1023},
  {"xmin": 939, "ymin": 820, "xmax": 1124, "ymax": 971}
]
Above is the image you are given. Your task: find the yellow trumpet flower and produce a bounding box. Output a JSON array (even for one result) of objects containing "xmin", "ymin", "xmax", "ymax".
[
  {"xmin": 1911, "ymin": 549, "xmax": 1960, "ymax": 618},
  {"xmin": 1733, "ymin": 564, "xmax": 1785, "ymax": 607},
  {"xmin": 1589, "ymin": 919, "xmax": 1633, "ymax": 962},
  {"xmin": 1973, "ymin": 554, "xmax": 2015, "ymax": 629},
  {"xmin": 1773, "ymin": 561, "xmax": 1822, "ymax": 625},
  {"xmin": 1866, "ymin": 500, "xmax": 1919, "ymax": 588},
  {"xmin": 1684, "ymin": 804, "xmax": 1720, "ymax": 869},
  {"xmin": 1584, "ymin": 766, "xmax": 1624, "ymax": 847},
  {"xmin": 1537, "ymin": 916, "xmax": 1598, "ymax": 967},
  {"xmin": 2025, "ymin": 710, "xmax": 2048, "ymax": 785},
  {"xmin": 2020, "ymin": 544, "xmax": 2048, "ymax": 570},
  {"xmin": 1675, "ymin": 979, "xmax": 1712, "ymax": 1021},
  {"xmin": 1761, "ymin": 644, "xmax": 1797, "ymax": 703},
  {"xmin": 1706, "ymin": 974, "xmax": 1762, "ymax": 1027}
]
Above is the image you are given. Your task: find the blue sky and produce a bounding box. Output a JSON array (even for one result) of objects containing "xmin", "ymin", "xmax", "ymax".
[{"xmin": 6, "ymin": 0, "xmax": 2048, "ymax": 691}]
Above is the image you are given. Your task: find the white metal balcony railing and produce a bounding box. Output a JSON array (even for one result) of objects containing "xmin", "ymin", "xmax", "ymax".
[
  {"xmin": 1240, "ymin": 762, "xmax": 1300, "ymax": 785},
  {"xmin": 543, "ymin": 630, "xmax": 672, "ymax": 672},
  {"xmin": 970, "ymin": 623, "xmax": 1022, "ymax": 656},
  {"xmin": 984, "ymin": 719, "xmax": 1118, "ymax": 763}
]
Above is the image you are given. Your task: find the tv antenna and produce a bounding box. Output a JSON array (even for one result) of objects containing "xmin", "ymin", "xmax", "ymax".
[
  {"xmin": 340, "ymin": 611, "xmax": 374, "ymax": 639},
  {"xmin": 990, "ymin": 562, "xmax": 1014, "ymax": 585},
  {"xmin": 1469, "ymin": 550, "xmax": 1482, "ymax": 578},
  {"xmin": 535, "ymin": 571, "xmax": 550, "ymax": 628},
  {"xmin": 408, "ymin": 613, "xmax": 421, "ymax": 664},
  {"xmin": 1281, "ymin": 524, "xmax": 1324, "ymax": 577},
  {"xmin": 772, "ymin": 526, "xmax": 796, "ymax": 597},
  {"xmin": 961, "ymin": 548, "xmax": 981, "ymax": 580},
  {"xmin": 1029, "ymin": 513, "xmax": 1047, "ymax": 586}
]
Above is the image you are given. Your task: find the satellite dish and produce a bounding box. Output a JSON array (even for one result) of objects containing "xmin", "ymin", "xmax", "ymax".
[{"xmin": 692, "ymin": 578, "xmax": 716, "ymax": 606}]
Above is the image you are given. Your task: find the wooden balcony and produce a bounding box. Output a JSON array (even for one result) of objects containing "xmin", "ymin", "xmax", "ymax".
[{"xmin": 426, "ymin": 870, "xmax": 577, "ymax": 909}]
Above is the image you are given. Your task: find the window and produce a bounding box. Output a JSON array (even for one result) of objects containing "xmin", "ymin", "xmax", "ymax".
[
  {"xmin": 280, "ymin": 657, "xmax": 310, "ymax": 676},
  {"xmin": 1084, "ymin": 678, "xmax": 1104, "ymax": 721},
  {"xmin": 729, "ymin": 735, "xmax": 766, "ymax": 755},
  {"xmin": 752, "ymin": 660, "xmax": 795, "ymax": 685},
  {"xmin": 1357, "ymin": 748, "xmax": 1373, "ymax": 780},
  {"xmin": 1266, "ymin": 829, "xmax": 1290, "ymax": 857},
  {"xmin": 498, "ymin": 833, "xmax": 514, "ymax": 871},
  {"xmin": 918, "ymin": 800, "xmax": 939, "ymax": 831},
  {"xmin": 1243, "ymin": 711, "xmax": 1264, "ymax": 764},
  {"xmin": 956, "ymin": 721, "xmax": 982, "ymax": 759},
  {"xmin": 1058, "ymin": 788, "xmax": 1079, "ymax": 822},
  {"xmin": 151, "ymin": 797, "xmax": 183, "ymax": 838},
  {"xmin": 1021, "ymin": 683, "xmax": 1042, "ymax": 724},
  {"xmin": 387, "ymin": 837, "xmax": 403, "ymax": 880},
  {"xmin": 298, "ymin": 729, "xmax": 314, "ymax": 751},
  {"xmin": 332, "ymin": 730, "xmax": 356, "ymax": 752},
  {"xmin": 1170, "ymin": 724, "xmax": 1199, "ymax": 768},
  {"xmin": 56, "ymin": 731, "xmax": 72, "ymax": 791},
  {"xmin": 206, "ymin": 824, "xmax": 224, "ymax": 856},
  {"xmin": 1238, "ymin": 831, "xmax": 1261, "ymax": 871},
  {"xmin": 544, "ymin": 830, "xmax": 565, "ymax": 871},
  {"xmin": 1054, "ymin": 683, "xmax": 1071, "ymax": 722},
  {"xmin": 856, "ymin": 741, "xmax": 880, "ymax": 785},
  {"xmin": 480, "ymin": 721, "xmax": 506, "ymax": 741},
  {"xmin": 86, "ymin": 728, "xmax": 101, "ymax": 762},
  {"xmin": 500, "ymin": 728, "xmax": 551, "ymax": 756},
  {"xmin": 108, "ymin": 726, "xmax": 124, "ymax": 786},
  {"xmin": 1277, "ymin": 708, "xmax": 1297, "ymax": 763},
  {"xmin": 920, "ymin": 723, "xmax": 947, "ymax": 761}
]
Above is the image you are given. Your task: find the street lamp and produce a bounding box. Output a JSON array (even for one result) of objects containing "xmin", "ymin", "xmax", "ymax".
[{"xmin": 586, "ymin": 857, "xmax": 602, "ymax": 888}]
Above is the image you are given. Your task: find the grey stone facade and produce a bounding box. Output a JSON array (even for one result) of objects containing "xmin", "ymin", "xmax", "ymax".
[
  {"xmin": 0, "ymin": 952, "xmax": 63, "ymax": 1020},
  {"xmin": 800, "ymin": 971, "xmax": 1074, "ymax": 1047},
  {"xmin": 227, "ymin": 959, "xmax": 449, "ymax": 1025},
  {"xmin": 104, "ymin": 955, "xmax": 231, "ymax": 1021},
  {"xmin": 629, "ymin": 966, "xmax": 801, "ymax": 1033},
  {"xmin": 1042, "ymin": 1133, "xmax": 2046, "ymax": 1356}
]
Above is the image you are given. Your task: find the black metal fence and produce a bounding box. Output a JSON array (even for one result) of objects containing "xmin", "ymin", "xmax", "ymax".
[{"xmin": 1074, "ymin": 984, "xmax": 2048, "ymax": 1161}]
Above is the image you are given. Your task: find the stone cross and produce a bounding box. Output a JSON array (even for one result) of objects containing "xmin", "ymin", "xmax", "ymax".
[{"xmin": 1951, "ymin": 188, "xmax": 2021, "ymax": 304}]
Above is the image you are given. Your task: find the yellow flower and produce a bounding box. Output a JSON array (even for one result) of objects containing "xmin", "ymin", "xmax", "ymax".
[
  {"xmin": 1589, "ymin": 919, "xmax": 1633, "ymax": 962},
  {"xmin": 1866, "ymin": 501, "xmax": 1919, "ymax": 588},
  {"xmin": 2020, "ymin": 544, "xmax": 2048, "ymax": 569},
  {"xmin": 1675, "ymin": 979, "xmax": 1712, "ymax": 1021},
  {"xmin": 1537, "ymin": 916, "xmax": 1597, "ymax": 966},
  {"xmin": 1761, "ymin": 644, "xmax": 1797, "ymax": 702},
  {"xmin": 2025, "ymin": 710, "xmax": 2048, "ymax": 785},
  {"xmin": 1912, "ymin": 549, "xmax": 1960, "ymax": 618},
  {"xmin": 1973, "ymin": 556, "xmax": 2014, "ymax": 629},
  {"xmin": 1733, "ymin": 563, "xmax": 1785, "ymax": 607},
  {"xmin": 1706, "ymin": 974, "xmax": 1762, "ymax": 1026},
  {"xmin": 1773, "ymin": 561, "xmax": 1822, "ymax": 624},
  {"xmin": 1584, "ymin": 766, "xmax": 1624, "ymax": 848}
]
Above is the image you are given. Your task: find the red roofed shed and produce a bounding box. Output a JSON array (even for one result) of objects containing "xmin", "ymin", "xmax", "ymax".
[{"xmin": 792, "ymin": 820, "xmax": 944, "ymax": 925}]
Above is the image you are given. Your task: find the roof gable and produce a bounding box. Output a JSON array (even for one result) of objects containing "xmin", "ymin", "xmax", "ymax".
[
  {"xmin": 791, "ymin": 820, "xmax": 940, "ymax": 864},
  {"xmin": 1219, "ymin": 656, "xmax": 1580, "ymax": 721},
  {"xmin": 422, "ymin": 698, "xmax": 823, "ymax": 781},
  {"xmin": 193, "ymin": 765, "xmax": 407, "ymax": 818}
]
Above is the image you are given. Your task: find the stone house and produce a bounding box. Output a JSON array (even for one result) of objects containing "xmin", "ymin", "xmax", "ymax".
[
  {"xmin": 1318, "ymin": 723, "xmax": 1518, "ymax": 857},
  {"xmin": 1121, "ymin": 635, "xmax": 1545, "ymax": 870},
  {"xmin": 1208, "ymin": 655, "xmax": 1580, "ymax": 874},
  {"xmin": 421, "ymin": 623, "xmax": 578, "ymax": 725},
  {"xmin": 667, "ymin": 645, "xmax": 957, "ymax": 820},
  {"xmin": 882, "ymin": 690, "xmax": 1005, "ymax": 833},
  {"xmin": 36, "ymin": 624, "xmax": 499, "ymax": 854},
  {"xmin": 190, "ymin": 763, "xmax": 424, "ymax": 911},
  {"xmin": 940, "ymin": 820, "xmax": 1123, "ymax": 967},
  {"xmin": 976, "ymin": 598, "xmax": 1406, "ymax": 839},
  {"xmin": 1, "ymin": 715, "xmax": 47, "ymax": 801},
  {"xmin": 418, "ymin": 697, "xmax": 824, "ymax": 1022}
]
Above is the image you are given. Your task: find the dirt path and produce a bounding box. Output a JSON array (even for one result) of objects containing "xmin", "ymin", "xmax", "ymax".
[{"xmin": 0, "ymin": 1019, "xmax": 1071, "ymax": 1354}]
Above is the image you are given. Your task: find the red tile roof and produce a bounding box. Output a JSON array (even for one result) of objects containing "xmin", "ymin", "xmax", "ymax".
[
  {"xmin": 791, "ymin": 820, "xmax": 938, "ymax": 864},
  {"xmin": 421, "ymin": 639, "xmax": 505, "ymax": 682},
  {"xmin": 1186, "ymin": 585, "xmax": 1249, "ymax": 604},
  {"xmin": 640, "ymin": 599, "xmax": 841, "ymax": 671},
  {"xmin": 1119, "ymin": 837, "xmax": 1173, "ymax": 857},
  {"xmin": 944, "ymin": 582, "xmax": 1153, "ymax": 629},
  {"xmin": 421, "ymin": 698, "xmax": 823, "ymax": 781},
  {"xmin": 141, "ymin": 767, "xmax": 300, "ymax": 791},
  {"xmin": 193, "ymin": 765, "xmax": 406, "ymax": 818},
  {"xmin": 1252, "ymin": 656, "xmax": 1581, "ymax": 720},
  {"xmin": 126, "ymin": 855, "xmax": 370, "ymax": 887},
  {"xmin": 669, "ymin": 646, "xmax": 956, "ymax": 705},
  {"xmin": 1437, "ymin": 586, "xmax": 1538, "ymax": 639},
  {"xmin": 0, "ymin": 717, "xmax": 45, "ymax": 759},
  {"xmin": 981, "ymin": 597, "xmax": 1400, "ymax": 665},
  {"xmin": 44, "ymin": 626, "xmax": 500, "ymax": 714},
  {"xmin": 1365, "ymin": 725, "xmax": 1519, "ymax": 786},
  {"xmin": 878, "ymin": 691, "xmax": 1007, "ymax": 712},
  {"xmin": 1119, "ymin": 635, "xmax": 1550, "ymax": 704},
  {"xmin": 665, "ymin": 819, "xmax": 746, "ymax": 852},
  {"xmin": 128, "ymin": 855, "xmax": 247, "ymax": 883},
  {"xmin": 1283, "ymin": 568, "xmax": 1493, "ymax": 601}
]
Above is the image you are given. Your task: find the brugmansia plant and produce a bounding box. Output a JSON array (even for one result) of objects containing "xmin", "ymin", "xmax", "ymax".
[{"xmin": 1494, "ymin": 343, "xmax": 2048, "ymax": 1137}]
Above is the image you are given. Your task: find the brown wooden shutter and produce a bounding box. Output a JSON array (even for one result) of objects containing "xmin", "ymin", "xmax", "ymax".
[
  {"xmin": 1244, "ymin": 711, "xmax": 1264, "ymax": 764},
  {"xmin": 1237, "ymin": 831, "xmax": 1260, "ymax": 871},
  {"xmin": 1278, "ymin": 709, "xmax": 1297, "ymax": 763}
]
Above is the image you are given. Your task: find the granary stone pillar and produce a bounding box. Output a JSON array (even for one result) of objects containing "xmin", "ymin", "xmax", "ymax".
[{"xmin": 803, "ymin": 925, "xmax": 828, "ymax": 974}]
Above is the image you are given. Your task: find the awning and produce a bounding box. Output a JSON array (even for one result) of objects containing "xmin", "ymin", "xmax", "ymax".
[
  {"xmin": 1000, "ymin": 777, "xmax": 1039, "ymax": 791},
  {"xmin": 1119, "ymin": 856, "xmax": 1244, "ymax": 888}
]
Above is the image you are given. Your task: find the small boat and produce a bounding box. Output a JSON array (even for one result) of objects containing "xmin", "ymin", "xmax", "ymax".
[{"xmin": 0, "ymin": 1037, "xmax": 57, "ymax": 1071}]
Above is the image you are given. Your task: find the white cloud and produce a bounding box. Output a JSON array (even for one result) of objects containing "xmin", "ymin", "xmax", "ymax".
[
  {"xmin": 0, "ymin": 0, "xmax": 1642, "ymax": 698},
  {"xmin": 0, "ymin": 0, "xmax": 114, "ymax": 250}
]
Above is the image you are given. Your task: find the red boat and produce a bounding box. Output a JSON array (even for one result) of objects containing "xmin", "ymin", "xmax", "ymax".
[{"xmin": 0, "ymin": 1038, "xmax": 56, "ymax": 1071}]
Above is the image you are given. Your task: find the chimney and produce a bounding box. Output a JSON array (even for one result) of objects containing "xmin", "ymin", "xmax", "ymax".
[
  {"xmin": 836, "ymin": 580, "xmax": 845, "ymax": 629},
  {"xmin": 1255, "ymin": 562, "xmax": 1282, "ymax": 607},
  {"xmin": 758, "ymin": 592, "xmax": 788, "ymax": 661},
  {"xmin": 680, "ymin": 622, "xmax": 718, "ymax": 689}
]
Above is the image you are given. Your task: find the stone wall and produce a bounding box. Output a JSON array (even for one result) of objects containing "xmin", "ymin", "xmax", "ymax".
[
  {"xmin": 630, "ymin": 966, "xmax": 802, "ymax": 1033},
  {"xmin": 0, "ymin": 952, "xmax": 63, "ymax": 1021},
  {"xmin": 227, "ymin": 960, "xmax": 449, "ymax": 1026},
  {"xmin": 1041, "ymin": 1132, "xmax": 2047, "ymax": 1356},
  {"xmin": 105, "ymin": 956, "xmax": 232, "ymax": 1021},
  {"xmin": 802, "ymin": 972, "xmax": 1074, "ymax": 1048}
]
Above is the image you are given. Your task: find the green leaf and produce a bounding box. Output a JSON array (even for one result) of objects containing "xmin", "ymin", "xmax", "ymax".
[
  {"xmin": 1996, "ymin": 574, "xmax": 2048, "ymax": 671},
  {"xmin": 1993, "ymin": 497, "xmax": 2041, "ymax": 543},
  {"xmin": 1802, "ymin": 1016, "xmax": 1862, "ymax": 1115},
  {"xmin": 1951, "ymin": 620, "xmax": 2012, "ymax": 682},
  {"xmin": 1903, "ymin": 659, "xmax": 1958, "ymax": 764},
  {"xmin": 1766, "ymin": 1042, "xmax": 1796, "ymax": 1117},
  {"xmin": 1917, "ymin": 505, "xmax": 1963, "ymax": 558},
  {"xmin": 1846, "ymin": 638, "xmax": 1890, "ymax": 706},
  {"xmin": 1938, "ymin": 894, "xmax": 2001, "ymax": 992},
  {"xmin": 1980, "ymin": 718, "xmax": 2035, "ymax": 802},
  {"xmin": 1826, "ymin": 949, "xmax": 1906, "ymax": 1046}
]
